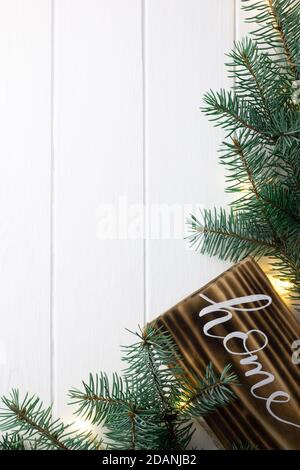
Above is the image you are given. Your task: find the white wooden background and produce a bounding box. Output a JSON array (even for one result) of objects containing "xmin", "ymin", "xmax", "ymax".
[{"xmin": 0, "ymin": 0, "xmax": 251, "ymax": 449}]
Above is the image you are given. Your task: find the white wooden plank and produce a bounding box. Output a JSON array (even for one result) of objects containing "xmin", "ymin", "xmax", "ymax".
[
  {"xmin": 54, "ymin": 0, "xmax": 144, "ymax": 419},
  {"xmin": 0, "ymin": 0, "xmax": 51, "ymax": 401},
  {"xmin": 145, "ymin": 0, "xmax": 235, "ymax": 319},
  {"xmin": 145, "ymin": 0, "xmax": 235, "ymax": 449},
  {"xmin": 236, "ymin": 0, "xmax": 253, "ymax": 39}
]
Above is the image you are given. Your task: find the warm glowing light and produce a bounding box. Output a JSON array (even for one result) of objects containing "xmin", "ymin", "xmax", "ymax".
[
  {"xmin": 176, "ymin": 396, "xmax": 190, "ymax": 410},
  {"xmin": 240, "ymin": 182, "xmax": 252, "ymax": 193},
  {"xmin": 268, "ymin": 276, "xmax": 292, "ymax": 297},
  {"xmin": 73, "ymin": 417, "xmax": 94, "ymax": 433},
  {"xmin": 62, "ymin": 415, "xmax": 104, "ymax": 449}
]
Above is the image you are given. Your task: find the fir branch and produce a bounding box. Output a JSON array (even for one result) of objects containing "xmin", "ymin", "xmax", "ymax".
[
  {"xmin": 232, "ymin": 440, "xmax": 258, "ymax": 450},
  {"xmin": 69, "ymin": 372, "xmax": 131, "ymax": 425},
  {"xmin": 177, "ymin": 364, "xmax": 238, "ymax": 417},
  {"xmin": 228, "ymin": 136, "xmax": 297, "ymax": 244},
  {"xmin": 0, "ymin": 434, "xmax": 27, "ymax": 450},
  {"xmin": 187, "ymin": 208, "xmax": 278, "ymax": 263},
  {"xmin": 0, "ymin": 390, "xmax": 101, "ymax": 450},
  {"xmin": 203, "ymin": 89, "xmax": 273, "ymax": 140},
  {"xmin": 192, "ymin": 0, "xmax": 300, "ymax": 308},
  {"xmin": 69, "ymin": 327, "xmax": 238, "ymax": 450},
  {"xmin": 227, "ymin": 38, "xmax": 283, "ymax": 118},
  {"xmin": 128, "ymin": 411, "xmax": 137, "ymax": 450},
  {"xmin": 243, "ymin": 0, "xmax": 300, "ymax": 77},
  {"xmin": 265, "ymin": 0, "xmax": 298, "ymax": 75},
  {"xmin": 127, "ymin": 327, "xmax": 183, "ymax": 451},
  {"xmin": 230, "ymin": 135, "xmax": 260, "ymax": 200}
]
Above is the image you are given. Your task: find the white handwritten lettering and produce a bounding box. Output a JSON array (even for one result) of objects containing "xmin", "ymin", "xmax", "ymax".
[{"xmin": 199, "ymin": 293, "xmax": 300, "ymax": 430}]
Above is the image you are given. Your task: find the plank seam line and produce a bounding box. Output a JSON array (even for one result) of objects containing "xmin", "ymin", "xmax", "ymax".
[
  {"xmin": 50, "ymin": 0, "xmax": 56, "ymax": 413},
  {"xmin": 142, "ymin": 0, "xmax": 148, "ymax": 325}
]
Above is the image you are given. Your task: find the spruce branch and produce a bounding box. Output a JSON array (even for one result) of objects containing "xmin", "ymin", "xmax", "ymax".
[
  {"xmin": 191, "ymin": 0, "xmax": 300, "ymax": 307},
  {"xmin": 69, "ymin": 372, "xmax": 132, "ymax": 425},
  {"xmin": 187, "ymin": 208, "xmax": 278, "ymax": 263},
  {"xmin": 69, "ymin": 327, "xmax": 238, "ymax": 450},
  {"xmin": 266, "ymin": 0, "xmax": 298, "ymax": 75},
  {"xmin": 134, "ymin": 329, "xmax": 180, "ymax": 449},
  {"xmin": 0, "ymin": 327, "xmax": 238, "ymax": 450},
  {"xmin": 232, "ymin": 440, "xmax": 258, "ymax": 450},
  {"xmin": 228, "ymin": 136, "xmax": 299, "ymax": 243},
  {"xmin": 230, "ymin": 135, "xmax": 260, "ymax": 199},
  {"xmin": 178, "ymin": 364, "xmax": 238, "ymax": 417},
  {"xmin": 242, "ymin": 0, "xmax": 300, "ymax": 77},
  {"xmin": 0, "ymin": 390, "xmax": 101, "ymax": 450},
  {"xmin": 226, "ymin": 38, "xmax": 285, "ymax": 118},
  {"xmin": 203, "ymin": 89, "xmax": 273, "ymax": 140},
  {"xmin": 0, "ymin": 434, "xmax": 27, "ymax": 450}
]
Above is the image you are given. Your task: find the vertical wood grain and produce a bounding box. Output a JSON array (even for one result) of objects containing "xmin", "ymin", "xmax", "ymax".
[
  {"xmin": 53, "ymin": 0, "xmax": 144, "ymax": 418},
  {"xmin": 0, "ymin": 0, "xmax": 51, "ymax": 400},
  {"xmin": 145, "ymin": 0, "xmax": 235, "ymax": 449},
  {"xmin": 236, "ymin": 0, "xmax": 253, "ymax": 39},
  {"xmin": 145, "ymin": 1, "xmax": 234, "ymax": 323},
  {"xmin": 0, "ymin": 0, "xmax": 245, "ymax": 449}
]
